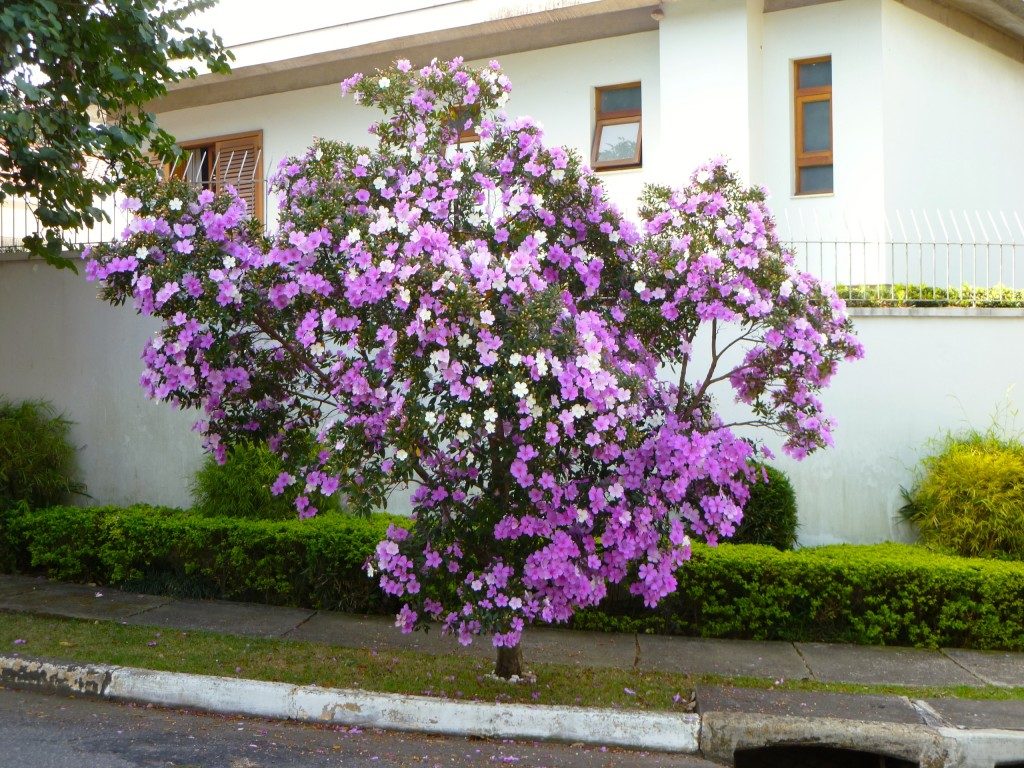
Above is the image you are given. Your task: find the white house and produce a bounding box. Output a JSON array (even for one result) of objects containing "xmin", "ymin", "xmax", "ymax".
[{"xmin": 2, "ymin": 0, "xmax": 1023, "ymax": 545}]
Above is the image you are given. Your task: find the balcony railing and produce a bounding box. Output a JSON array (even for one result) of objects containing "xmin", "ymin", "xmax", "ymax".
[{"xmin": 4, "ymin": 187, "xmax": 1023, "ymax": 307}]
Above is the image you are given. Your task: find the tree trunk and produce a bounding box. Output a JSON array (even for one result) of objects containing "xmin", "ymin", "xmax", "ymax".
[{"xmin": 494, "ymin": 644, "xmax": 524, "ymax": 679}]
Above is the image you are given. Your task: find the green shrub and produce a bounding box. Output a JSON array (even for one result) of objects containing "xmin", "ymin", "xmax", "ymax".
[
  {"xmin": 838, "ymin": 283, "xmax": 1024, "ymax": 308},
  {"xmin": 190, "ymin": 442, "xmax": 339, "ymax": 520},
  {"xmin": 732, "ymin": 464, "xmax": 798, "ymax": 550},
  {"xmin": 901, "ymin": 430, "xmax": 1024, "ymax": 559},
  {"xmin": 573, "ymin": 542, "xmax": 1024, "ymax": 650},
  {"xmin": 0, "ymin": 399, "xmax": 85, "ymax": 509},
  {"xmin": 2, "ymin": 503, "xmax": 408, "ymax": 613},
  {"xmin": 3, "ymin": 504, "xmax": 1024, "ymax": 651}
]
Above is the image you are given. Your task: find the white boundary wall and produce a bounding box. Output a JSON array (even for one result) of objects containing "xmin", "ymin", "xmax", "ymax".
[{"xmin": 3, "ymin": 257, "xmax": 1023, "ymax": 544}]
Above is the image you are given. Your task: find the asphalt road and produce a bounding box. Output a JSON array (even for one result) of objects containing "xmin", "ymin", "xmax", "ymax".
[{"xmin": 0, "ymin": 686, "xmax": 719, "ymax": 768}]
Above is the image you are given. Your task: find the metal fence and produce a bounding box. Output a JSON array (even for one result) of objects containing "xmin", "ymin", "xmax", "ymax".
[
  {"xmin": 4, "ymin": 180, "xmax": 1024, "ymax": 307},
  {"xmin": 0, "ymin": 149, "xmax": 274, "ymax": 253},
  {"xmin": 778, "ymin": 209, "xmax": 1024, "ymax": 304}
]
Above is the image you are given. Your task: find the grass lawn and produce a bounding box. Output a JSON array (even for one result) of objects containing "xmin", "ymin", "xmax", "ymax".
[{"xmin": 1, "ymin": 611, "xmax": 1021, "ymax": 710}]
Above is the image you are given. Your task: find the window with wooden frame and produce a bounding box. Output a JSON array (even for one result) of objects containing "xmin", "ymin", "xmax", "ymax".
[
  {"xmin": 447, "ymin": 105, "xmax": 480, "ymax": 144},
  {"xmin": 794, "ymin": 57, "xmax": 833, "ymax": 195},
  {"xmin": 592, "ymin": 83, "xmax": 642, "ymax": 170},
  {"xmin": 163, "ymin": 130, "xmax": 264, "ymax": 221}
]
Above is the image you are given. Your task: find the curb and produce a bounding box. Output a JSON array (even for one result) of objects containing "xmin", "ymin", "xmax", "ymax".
[
  {"xmin": 0, "ymin": 655, "xmax": 700, "ymax": 753},
  {"xmin": 2, "ymin": 655, "xmax": 1023, "ymax": 766}
]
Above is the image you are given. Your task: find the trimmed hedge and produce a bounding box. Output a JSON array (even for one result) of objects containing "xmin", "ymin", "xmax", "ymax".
[
  {"xmin": 839, "ymin": 283, "xmax": 1024, "ymax": 309},
  {"xmin": 3, "ymin": 504, "xmax": 1023, "ymax": 650},
  {"xmin": 1, "ymin": 503, "xmax": 407, "ymax": 614},
  {"xmin": 575, "ymin": 542, "xmax": 1024, "ymax": 650}
]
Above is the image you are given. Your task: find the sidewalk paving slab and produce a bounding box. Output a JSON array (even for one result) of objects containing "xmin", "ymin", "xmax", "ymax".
[
  {"xmin": 0, "ymin": 581, "xmax": 169, "ymax": 621},
  {"xmin": 640, "ymin": 635, "xmax": 810, "ymax": 680},
  {"xmin": 941, "ymin": 648, "xmax": 1024, "ymax": 688},
  {"xmin": 795, "ymin": 642, "xmax": 985, "ymax": 687},
  {"xmin": 123, "ymin": 599, "xmax": 314, "ymax": 638},
  {"xmin": 695, "ymin": 684, "xmax": 925, "ymax": 725},
  {"xmin": 0, "ymin": 575, "xmax": 44, "ymax": 598},
  {"xmin": 923, "ymin": 698, "xmax": 1024, "ymax": 730}
]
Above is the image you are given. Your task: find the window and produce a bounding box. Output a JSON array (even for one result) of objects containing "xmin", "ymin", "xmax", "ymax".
[
  {"xmin": 592, "ymin": 83, "xmax": 642, "ymax": 170},
  {"xmin": 164, "ymin": 130, "xmax": 264, "ymax": 221},
  {"xmin": 445, "ymin": 105, "xmax": 480, "ymax": 144},
  {"xmin": 793, "ymin": 57, "xmax": 832, "ymax": 195}
]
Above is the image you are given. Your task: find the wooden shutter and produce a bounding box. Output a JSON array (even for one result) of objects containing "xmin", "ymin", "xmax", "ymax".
[{"xmin": 213, "ymin": 131, "xmax": 263, "ymax": 222}]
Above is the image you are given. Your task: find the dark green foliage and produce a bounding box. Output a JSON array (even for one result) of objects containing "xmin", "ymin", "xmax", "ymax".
[
  {"xmin": 572, "ymin": 543, "xmax": 1024, "ymax": 650},
  {"xmin": 1, "ymin": 504, "xmax": 408, "ymax": 613},
  {"xmin": 0, "ymin": 399, "xmax": 85, "ymax": 509},
  {"xmin": 190, "ymin": 442, "xmax": 339, "ymax": 520},
  {"xmin": 901, "ymin": 430, "xmax": 1024, "ymax": 560},
  {"xmin": 0, "ymin": 0, "xmax": 231, "ymax": 267},
  {"xmin": 732, "ymin": 464, "xmax": 798, "ymax": 550},
  {"xmin": 4, "ymin": 504, "xmax": 1024, "ymax": 650}
]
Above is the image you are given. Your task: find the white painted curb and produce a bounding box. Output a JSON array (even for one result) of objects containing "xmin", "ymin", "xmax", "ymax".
[{"xmin": 0, "ymin": 656, "xmax": 700, "ymax": 753}]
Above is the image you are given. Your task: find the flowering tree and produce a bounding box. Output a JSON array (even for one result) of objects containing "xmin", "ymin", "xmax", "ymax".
[{"xmin": 86, "ymin": 58, "xmax": 862, "ymax": 678}]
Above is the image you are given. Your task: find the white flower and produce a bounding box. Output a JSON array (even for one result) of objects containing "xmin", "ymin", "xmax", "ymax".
[
  {"xmin": 576, "ymin": 508, "xmax": 589, "ymax": 524},
  {"xmin": 425, "ymin": 412, "xmax": 437, "ymax": 425},
  {"xmin": 418, "ymin": 307, "xmax": 432, "ymax": 322},
  {"xmin": 457, "ymin": 334, "xmax": 472, "ymax": 348},
  {"xmin": 396, "ymin": 449, "xmax": 408, "ymax": 461},
  {"xmin": 512, "ymin": 381, "xmax": 529, "ymax": 398},
  {"xmin": 373, "ymin": 177, "xmax": 387, "ymax": 190},
  {"xmin": 479, "ymin": 310, "xmax": 494, "ymax": 326},
  {"xmin": 475, "ymin": 378, "xmax": 489, "ymax": 392},
  {"xmin": 471, "ymin": 579, "xmax": 483, "ymax": 591},
  {"xmin": 366, "ymin": 564, "xmax": 375, "ymax": 577},
  {"xmin": 509, "ymin": 597, "xmax": 523, "ymax": 610},
  {"xmin": 456, "ymin": 430, "xmax": 469, "ymax": 442},
  {"xmin": 135, "ymin": 246, "xmax": 148, "ymax": 260},
  {"xmin": 634, "ymin": 280, "xmax": 647, "ymax": 293},
  {"xmin": 483, "ymin": 408, "xmax": 497, "ymax": 422},
  {"xmin": 451, "ymin": 168, "xmax": 464, "ymax": 182},
  {"xmin": 459, "ymin": 413, "xmax": 473, "ymax": 428},
  {"xmin": 309, "ymin": 343, "xmax": 325, "ymax": 357},
  {"xmin": 509, "ymin": 352, "xmax": 522, "ymax": 366},
  {"xmin": 570, "ymin": 404, "xmax": 586, "ymax": 419},
  {"xmin": 223, "ymin": 256, "xmax": 236, "ymax": 269},
  {"xmin": 398, "ymin": 288, "xmax": 411, "ymax": 303},
  {"xmin": 607, "ymin": 483, "xmax": 624, "ymax": 500},
  {"xmin": 347, "ymin": 228, "xmax": 361, "ymax": 243},
  {"xmin": 379, "ymin": 259, "xmax": 395, "ymax": 274},
  {"xmin": 378, "ymin": 77, "xmax": 391, "ymax": 88},
  {"xmin": 485, "ymin": 422, "xmax": 496, "ymax": 434},
  {"xmin": 168, "ymin": 199, "xmax": 182, "ymax": 211},
  {"xmin": 550, "ymin": 169, "xmax": 564, "ymax": 182}
]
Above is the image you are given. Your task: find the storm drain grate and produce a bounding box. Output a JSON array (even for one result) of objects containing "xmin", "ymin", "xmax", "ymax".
[{"xmin": 734, "ymin": 745, "xmax": 918, "ymax": 768}]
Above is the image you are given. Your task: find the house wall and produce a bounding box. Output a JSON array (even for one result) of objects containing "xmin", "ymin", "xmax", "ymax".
[
  {"xmin": 748, "ymin": 311, "xmax": 1024, "ymax": 546},
  {"xmin": 0, "ymin": 260, "xmax": 204, "ymax": 508},
  {"xmin": 156, "ymin": 32, "xmax": 662, "ymax": 223},
  {"xmin": 880, "ymin": 0, "xmax": 1024, "ymax": 213},
  {"xmin": 759, "ymin": 0, "xmax": 887, "ymax": 237},
  {"xmin": 5, "ymin": 254, "xmax": 1022, "ymax": 544}
]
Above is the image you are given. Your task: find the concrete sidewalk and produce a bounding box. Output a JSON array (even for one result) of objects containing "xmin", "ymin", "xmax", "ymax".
[{"xmin": 1, "ymin": 572, "xmax": 1022, "ymax": 736}]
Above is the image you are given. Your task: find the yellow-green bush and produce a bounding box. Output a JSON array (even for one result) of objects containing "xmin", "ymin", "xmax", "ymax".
[{"xmin": 901, "ymin": 431, "xmax": 1024, "ymax": 559}]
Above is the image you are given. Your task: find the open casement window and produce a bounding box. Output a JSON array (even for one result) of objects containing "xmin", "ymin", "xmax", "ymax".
[
  {"xmin": 592, "ymin": 83, "xmax": 642, "ymax": 170},
  {"xmin": 447, "ymin": 105, "xmax": 481, "ymax": 144},
  {"xmin": 161, "ymin": 130, "xmax": 264, "ymax": 222},
  {"xmin": 794, "ymin": 57, "xmax": 833, "ymax": 195}
]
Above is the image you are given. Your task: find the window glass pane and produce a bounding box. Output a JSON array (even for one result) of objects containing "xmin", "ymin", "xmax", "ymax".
[
  {"xmin": 798, "ymin": 59, "xmax": 831, "ymax": 89},
  {"xmin": 600, "ymin": 86, "xmax": 641, "ymax": 114},
  {"xmin": 799, "ymin": 164, "xmax": 833, "ymax": 194},
  {"xmin": 801, "ymin": 99, "xmax": 831, "ymax": 153},
  {"xmin": 596, "ymin": 120, "xmax": 640, "ymax": 163}
]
